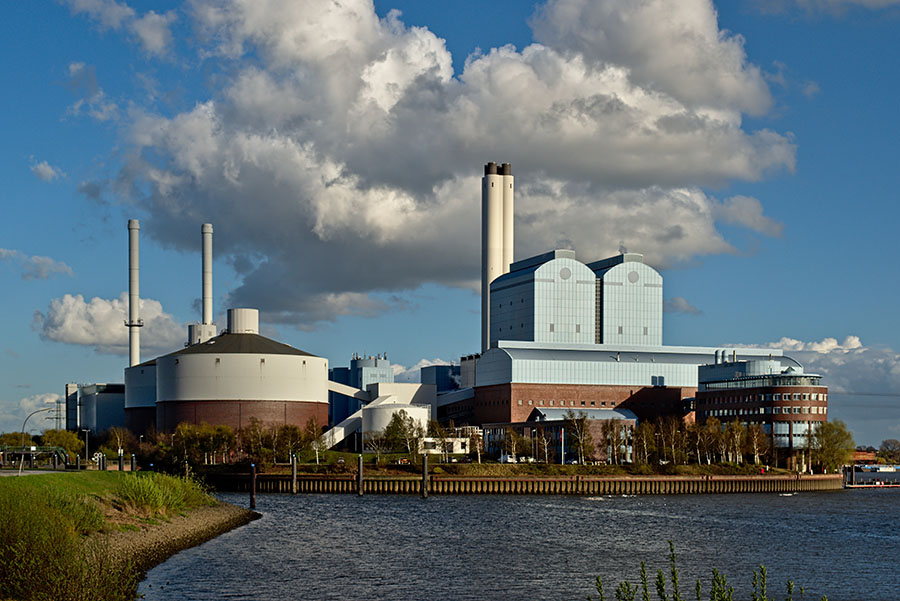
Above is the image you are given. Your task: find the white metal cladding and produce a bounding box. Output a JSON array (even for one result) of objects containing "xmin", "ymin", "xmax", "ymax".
[
  {"xmin": 533, "ymin": 258, "xmax": 596, "ymax": 344},
  {"xmin": 598, "ymin": 261, "xmax": 662, "ymax": 346},
  {"xmin": 490, "ymin": 257, "xmax": 595, "ymax": 347},
  {"xmin": 156, "ymin": 353, "xmax": 329, "ymax": 403},
  {"xmin": 362, "ymin": 403, "xmax": 429, "ymax": 435},
  {"xmin": 476, "ymin": 345, "xmax": 784, "ymax": 388},
  {"xmin": 227, "ymin": 308, "xmax": 259, "ymax": 334},
  {"xmin": 124, "ymin": 363, "xmax": 157, "ymax": 408}
]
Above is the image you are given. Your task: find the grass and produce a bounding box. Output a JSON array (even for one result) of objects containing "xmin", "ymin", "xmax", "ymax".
[{"xmin": 0, "ymin": 471, "xmax": 218, "ymax": 601}]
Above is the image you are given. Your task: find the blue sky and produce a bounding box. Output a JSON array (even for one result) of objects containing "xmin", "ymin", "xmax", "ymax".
[{"xmin": 1, "ymin": 0, "xmax": 899, "ymax": 445}]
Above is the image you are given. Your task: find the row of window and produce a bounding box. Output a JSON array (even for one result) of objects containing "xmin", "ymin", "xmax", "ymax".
[
  {"xmin": 706, "ymin": 392, "xmax": 827, "ymax": 403},
  {"xmin": 702, "ymin": 406, "xmax": 827, "ymax": 418},
  {"xmin": 513, "ymin": 399, "xmax": 620, "ymax": 408}
]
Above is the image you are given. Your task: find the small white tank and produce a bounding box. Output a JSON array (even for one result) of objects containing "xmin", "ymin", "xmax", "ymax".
[
  {"xmin": 362, "ymin": 403, "xmax": 430, "ymax": 436},
  {"xmin": 227, "ymin": 308, "xmax": 259, "ymax": 334}
]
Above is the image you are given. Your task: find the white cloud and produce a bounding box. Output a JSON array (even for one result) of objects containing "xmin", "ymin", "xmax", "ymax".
[
  {"xmin": 711, "ymin": 195, "xmax": 784, "ymax": 236},
  {"xmin": 532, "ymin": 0, "xmax": 773, "ymax": 115},
  {"xmin": 30, "ymin": 160, "xmax": 64, "ymax": 181},
  {"xmin": 0, "ymin": 393, "xmax": 60, "ymax": 435},
  {"xmin": 392, "ymin": 358, "xmax": 452, "ymax": 383},
  {"xmin": 33, "ymin": 292, "xmax": 185, "ymax": 355},
  {"xmin": 735, "ymin": 335, "xmax": 900, "ymax": 395},
  {"xmin": 65, "ymin": 62, "xmax": 118, "ymax": 122},
  {"xmin": 664, "ymin": 297, "xmax": 703, "ymax": 315},
  {"xmin": 100, "ymin": 0, "xmax": 792, "ymax": 327},
  {"xmin": 66, "ymin": 0, "xmax": 176, "ymax": 57},
  {"xmin": 0, "ymin": 249, "xmax": 73, "ymax": 280}
]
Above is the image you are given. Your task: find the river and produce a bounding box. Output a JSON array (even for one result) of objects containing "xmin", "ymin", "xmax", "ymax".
[{"xmin": 140, "ymin": 489, "xmax": 898, "ymax": 600}]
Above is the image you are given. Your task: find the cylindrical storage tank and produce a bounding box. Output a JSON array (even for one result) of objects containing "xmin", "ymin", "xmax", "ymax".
[
  {"xmin": 361, "ymin": 403, "xmax": 430, "ymax": 437},
  {"xmin": 228, "ymin": 308, "xmax": 259, "ymax": 334},
  {"xmin": 124, "ymin": 360, "xmax": 157, "ymax": 435},
  {"xmin": 155, "ymin": 331, "xmax": 329, "ymax": 432}
]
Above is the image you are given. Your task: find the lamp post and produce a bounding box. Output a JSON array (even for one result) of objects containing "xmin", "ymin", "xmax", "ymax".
[
  {"xmin": 82, "ymin": 429, "xmax": 91, "ymax": 467},
  {"xmin": 18, "ymin": 407, "xmax": 53, "ymax": 476}
]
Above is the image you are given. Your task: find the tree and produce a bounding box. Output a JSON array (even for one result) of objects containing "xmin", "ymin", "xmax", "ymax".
[
  {"xmin": 40, "ymin": 429, "xmax": 84, "ymax": 460},
  {"xmin": 565, "ymin": 410, "xmax": 593, "ymax": 464},
  {"xmin": 502, "ymin": 428, "xmax": 528, "ymax": 461},
  {"xmin": 725, "ymin": 420, "xmax": 745, "ymax": 464},
  {"xmin": 657, "ymin": 416, "xmax": 682, "ymax": 465},
  {"xmin": 811, "ymin": 420, "xmax": 855, "ymax": 473},
  {"xmin": 745, "ymin": 423, "xmax": 768, "ymax": 465},
  {"xmin": 364, "ymin": 429, "xmax": 391, "ymax": 465},
  {"xmin": 535, "ymin": 426, "xmax": 554, "ymax": 464},
  {"xmin": 388, "ymin": 410, "xmax": 424, "ymax": 456},
  {"xmin": 304, "ymin": 417, "xmax": 326, "ymax": 465},
  {"xmin": 878, "ymin": 439, "xmax": 900, "ymax": 464},
  {"xmin": 633, "ymin": 422, "xmax": 655, "ymax": 465},
  {"xmin": 428, "ymin": 420, "xmax": 451, "ymax": 463},
  {"xmin": 600, "ymin": 419, "xmax": 624, "ymax": 464},
  {"xmin": 469, "ymin": 430, "xmax": 484, "ymax": 464},
  {"xmin": 0, "ymin": 432, "xmax": 33, "ymax": 447},
  {"xmin": 277, "ymin": 424, "xmax": 304, "ymax": 463}
]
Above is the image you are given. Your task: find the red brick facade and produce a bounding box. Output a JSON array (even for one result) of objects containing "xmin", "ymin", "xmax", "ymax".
[
  {"xmin": 125, "ymin": 407, "xmax": 156, "ymax": 436},
  {"xmin": 156, "ymin": 400, "xmax": 328, "ymax": 433},
  {"xmin": 439, "ymin": 383, "xmax": 696, "ymax": 426}
]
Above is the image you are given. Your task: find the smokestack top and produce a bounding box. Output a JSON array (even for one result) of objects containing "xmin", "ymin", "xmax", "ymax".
[
  {"xmin": 484, "ymin": 162, "xmax": 497, "ymax": 175},
  {"xmin": 202, "ymin": 223, "xmax": 213, "ymax": 234},
  {"xmin": 128, "ymin": 219, "xmax": 140, "ymax": 230},
  {"xmin": 500, "ymin": 162, "xmax": 512, "ymax": 176}
]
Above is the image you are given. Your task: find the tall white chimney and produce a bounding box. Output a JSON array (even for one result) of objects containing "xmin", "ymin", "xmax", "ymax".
[
  {"xmin": 187, "ymin": 223, "xmax": 218, "ymax": 346},
  {"xmin": 202, "ymin": 223, "xmax": 213, "ymax": 325},
  {"xmin": 126, "ymin": 219, "xmax": 142, "ymax": 367},
  {"xmin": 501, "ymin": 163, "xmax": 514, "ymax": 273},
  {"xmin": 482, "ymin": 162, "xmax": 509, "ymax": 353}
]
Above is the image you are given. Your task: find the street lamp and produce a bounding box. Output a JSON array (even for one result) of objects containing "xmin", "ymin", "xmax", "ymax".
[
  {"xmin": 18, "ymin": 407, "xmax": 54, "ymax": 476},
  {"xmin": 82, "ymin": 429, "xmax": 91, "ymax": 466}
]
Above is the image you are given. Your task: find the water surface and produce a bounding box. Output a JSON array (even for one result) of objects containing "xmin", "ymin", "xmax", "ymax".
[{"xmin": 140, "ymin": 490, "xmax": 898, "ymax": 600}]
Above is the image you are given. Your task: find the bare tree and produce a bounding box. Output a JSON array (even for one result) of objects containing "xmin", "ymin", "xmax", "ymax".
[
  {"xmin": 564, "ymin": 411, "xmax": 593, "ymax": 465},
  {"xmin": 726, "ymin": 420, "xmax": 745, "ymax": 464},
  {"xmin": 304, "ymin": 417, "xmax": 325, "ymax": 465},
  {"xmin": 633, "ymin": 422, "xmax": 655, "ymax": 465},
  {"xmin": 469, "ymin": 430, "xmax": 484, "ymax": 464},
  {"xmin": 364, "ymin": 429, "xmax": 391, "ymax": 465},
  {"xmin": 658, "ymin": 416, "xmax": 681, "ymax": 465},
  {"xmin": 746, "ymin": 423, "xmax": 768, "ymax": 465},
  {"xmin": 600, "ymin": 419, "xmax": 624, "ymax": 464},
  {"xmin": 536, "ymin": 426, "xmax": 554, "ymax": 464}
]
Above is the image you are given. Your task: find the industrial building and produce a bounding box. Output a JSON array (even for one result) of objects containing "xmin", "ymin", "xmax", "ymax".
[
  {"xmin": 695, "ymin": 357, "xmax": 828, "ymax": 468},
  {"xmin": 329, "ymin": 353, "xmax": 394, "ymax": 426},
  {"xmin": 436, "ymin": 163, "xmax": 798, "ymax": 435}
]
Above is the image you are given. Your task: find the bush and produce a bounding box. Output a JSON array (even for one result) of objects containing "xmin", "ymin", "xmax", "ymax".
[
  {"xmin": 114, "ymin": 472, "xmax": 215, "ymax": 516},
  {"xmin": 0, "ymin": 483, "xmax": 136, "ymax": 601}
]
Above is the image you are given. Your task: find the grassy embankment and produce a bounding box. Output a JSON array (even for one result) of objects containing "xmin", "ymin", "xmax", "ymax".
[{"xmin": 0, "ymin": 471, "xmax": 215, "ymax": 601}]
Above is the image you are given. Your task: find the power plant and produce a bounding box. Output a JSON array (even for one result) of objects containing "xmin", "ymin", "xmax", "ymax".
[{"xmin": 62, "ymin": 161, "xmax": 826, "ymax": 467}]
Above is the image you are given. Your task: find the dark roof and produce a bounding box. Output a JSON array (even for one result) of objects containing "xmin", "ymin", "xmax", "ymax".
[{"xmin": 164, "ymin": 333, "xmax": 318, "ymax": 358}]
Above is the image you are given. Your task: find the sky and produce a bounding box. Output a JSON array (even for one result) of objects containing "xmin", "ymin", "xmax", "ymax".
[{"xmin": 1, "ymin": 0, "xmax": 899, "ymax": 446}]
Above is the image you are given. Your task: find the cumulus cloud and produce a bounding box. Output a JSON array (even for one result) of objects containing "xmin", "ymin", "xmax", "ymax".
[
  {"xmin": 664, "ymin": 297, "xmax": 703, "ymax": 315},
  {"xmin": 0, "ymin": 249, "xmax": 73, "ymax": 280},
  {"xmin": 66, "ymin": 0, "xmax": 177, "ymax": 56},
  {"xmin": 0, "ymin": 393, "xmax": 60, "ymax": 434},
  {"xmin": 93, "ymin": 0, "xmax": 792, "ymax": 327},
  {"xmin": 33, "ymin": 292, "xmax": 185, "ymax": 355},
  {"xmin": 736, "ymin": 335, "xmax": 900, "ymax": 396},
  {"xmin": 711, "ymin": 195, "xmax": 784, "ymax": 236},
  {"xmin": 30, "ymin": 160, "xmax": 64, "ymax": 181},
  {"xmin": 65, "ymin": 62, "xmax": 118, "ymax": 121},
  {"xmin": 392, "ymin": 358, "xmax": 452, "ymax": 383}
]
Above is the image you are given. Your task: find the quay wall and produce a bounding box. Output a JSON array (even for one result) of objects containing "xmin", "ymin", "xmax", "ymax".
[{"xmin": 207, "ymin": 473, "xmax": 843, "ymax": 495}]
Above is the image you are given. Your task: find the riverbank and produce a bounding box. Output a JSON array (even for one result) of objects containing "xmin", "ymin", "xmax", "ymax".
[
  {"xmin": 205, "ymin": 471, "xmax": 844, "ymax": 495},
  {"xmin": 102, "ymin": 500, "xmax": 259, "ymax": 574},
  {"xmin": 0, "ymin": 471, "xmax": 257, "ymax": 601}
]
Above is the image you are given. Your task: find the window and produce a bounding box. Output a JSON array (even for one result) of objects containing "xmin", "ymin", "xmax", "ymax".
[
  {"xmin": 549, "ymin": 323, "xmax": 555, "ymax": 332},
  {"xmin": 774, "ymin": 394, "xmax": 780, "ymax": 401},
  {"xmin": 793, "ymin": 393, "xmax": 801, "ymax": 400},
  {"xmin": 643, "ymin": 326, "xmax": 648, "ymax": 336},
  {"xmin": 517, "ymin": 399, "xmax": 523, "ymax": 406},
  {"xmin": 802, "ymin": 394, "xmax": 809, "ymax": 401},
  {"xmin": 601, "ymin": 401, "xmax": 607, "ymax": 406},
  {"xmin": 576, "ymin": 324, "xmax": 581, "ymax": 334},
  {"xmin": 580, "ymin": 401, "xmax": 586, "ymax": 406},
  {"xmin": 539, "ymin": 400, "xmax": 544, "ymax": 406},
  {"xmin": 590, "ymin": 401, "xmax": 595, "ymax": 406},
  {"xmin": 550, "ymin": 400, "xmax": 554, "ymax": 406},
  {"xmin": 528, "ymin": 400, "xmax": 533, "ymax": 405},
  {"xmin": 773, "ymin": 407, "xmax": 781, "ymax": 414},
  {"xmin": 618, "ymin": 326, "xmax": 623, "ymax": 335},
  {"xmin": 793, "ymin": 407, "xmax": 801, "ymax": 414},
  {"xmin": 811, "ymin": 393, "xmax": 818, "ymax": 401},
  {"xmin": 802, "ymin": 406, "xmax": 809, "ymax": 414}
]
